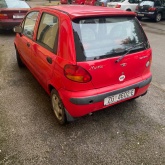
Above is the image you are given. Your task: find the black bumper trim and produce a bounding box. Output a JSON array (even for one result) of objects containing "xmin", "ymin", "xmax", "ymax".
[{"xmin": 70, "ymin": 76, "xmax": 152, "ymax": 105}]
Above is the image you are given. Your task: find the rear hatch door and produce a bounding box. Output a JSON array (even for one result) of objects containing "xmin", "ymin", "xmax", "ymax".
[
  {"xmin": 138, "ymin": 1, "xmax": 154, "ymax": 12},
  {"xmin": 73, "ymin": 16, "xmax": 150, "ymax": 89}
]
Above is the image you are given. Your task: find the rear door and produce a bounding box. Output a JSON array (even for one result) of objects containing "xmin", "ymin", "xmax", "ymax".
[
  {"xmin": 73, "ymin": 17, "xmax": 151, "ymax": 89},
  {"xmin": 31, "ymin": 11, "xmax": 59, "ymax": 89}
]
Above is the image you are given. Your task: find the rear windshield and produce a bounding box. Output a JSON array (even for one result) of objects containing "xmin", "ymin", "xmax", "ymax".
[
  {"xmin": 0, "ymin": 0, "xmax": 30, "ymax": 8},
  {"xmin": 72, "ymin": 17, "xmax": 148, "ymax": 61},
  {"xmin": 139, "ymin": 1, "xmax": 154, "ymax": 6}
]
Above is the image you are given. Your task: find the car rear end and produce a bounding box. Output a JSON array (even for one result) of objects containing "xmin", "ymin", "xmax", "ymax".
[
  {"xmin": 0, "ymin": 0, "xmax": 30, "ymax": 30},
  {"xmin": 136, "ymin": 1, "xmax": 156, "ymax": 19},
  {"xmin": 56, "ymin": 6, "xmax": 152, "ymax": 118},
  {"xmin": 59, "ymin": 9, "xmax": 152, "ymax": 117},
  {"xmin": 107, "ymin": 0, "xmax": 122, "ymax": 8}
]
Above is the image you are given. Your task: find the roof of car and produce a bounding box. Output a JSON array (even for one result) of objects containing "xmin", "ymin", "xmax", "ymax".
[{"xmin": 34, "ymin": 5, "xmax": 136, "ymax": 19}]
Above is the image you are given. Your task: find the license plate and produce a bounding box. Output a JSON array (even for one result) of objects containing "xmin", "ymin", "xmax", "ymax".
[
  {"xmin": 13, "ymin": 15, "xmax": 24, "ymax": 19},
  {"xmin": 104, "ymin": 89, "xmax": 135, "ymax": 106},
  {"xmin": 138, "ymin": 14, "xmax": 144, "ymax": 17}
]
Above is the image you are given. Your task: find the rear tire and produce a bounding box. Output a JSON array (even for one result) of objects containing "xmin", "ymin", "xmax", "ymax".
[
  {"xmin": 155, "ymin": 13, "xmax": 161, "ymax": 22},
  {"xmin": 137, "ymin": 17, "xmax": 142, "ymax": 21},
  {"xmin": 16, "ymin": 49, "xmax": 25, "ymax": 68},
  {"xmin": 51, "ymin": 89, "xmax": 67, "ymax": 125}
]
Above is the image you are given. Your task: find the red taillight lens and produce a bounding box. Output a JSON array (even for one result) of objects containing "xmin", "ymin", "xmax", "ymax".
[
  {"xmin": 115, "ymin": 4, "xmax": 121, "ymax": 8},
  {"xmin": 64, "ymin": 64, "xmax": 91, "ymax": 83},
  {"xmin": 148, "ymin": 7, "xmax": 156, "ymax": 11},
  {"xmin": 0, "ymin": 14, "xmax": 8, "ymax": 19},
  {"xmin": 101, "ymin": 2, "xmax": 105, "ymax": 7},
  {"xmin": 135, "ymin": 5, "xmax": 139, "ymax": 11}
]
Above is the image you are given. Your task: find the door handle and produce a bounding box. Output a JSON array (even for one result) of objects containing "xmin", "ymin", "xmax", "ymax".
[
  {"xmin": 27, "ymin": 42, "xmax": 30, "ymax": 47},
  {"xmin": 46, "ymin": 56, "xmax": 52, "ymax": 64}
]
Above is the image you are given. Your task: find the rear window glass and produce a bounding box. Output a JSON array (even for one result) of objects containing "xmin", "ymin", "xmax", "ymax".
[
  {"xmin": 0, "ymin": 0, "xmax": 30, "ymax": 8},
  {"xmin": 72, "ymin": 17, "xmax": 148, "ymax": 61},
  {"xmin": 139, "ymin": 1, "xmax": 154, "ymax": 6}
]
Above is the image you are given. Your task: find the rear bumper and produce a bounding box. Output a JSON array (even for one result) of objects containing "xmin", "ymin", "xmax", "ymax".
[
  {"xmin": 70, "ymin": 76, "xmax": 152, "ymax": 105},
  {"xmin": 0, "ymin": 19, "xmax": 22, "ymax": 30},
  {"xmin": 136, "ymin": 12, "xmax": 156, "ymax": 19},
  {"xmin": 59, "ymin": 75, "xmax": 152, "ymax": 117}
]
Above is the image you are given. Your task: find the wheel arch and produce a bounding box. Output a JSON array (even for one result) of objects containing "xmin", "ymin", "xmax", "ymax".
[{"xmin": 48, "ymin": 84, "xmax": 56, "ymax": 95}]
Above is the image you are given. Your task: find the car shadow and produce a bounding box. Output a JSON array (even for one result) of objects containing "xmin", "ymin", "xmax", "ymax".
[{"xmin": 0, "ymin": 29, "xmax": 15, "ymax": 36}]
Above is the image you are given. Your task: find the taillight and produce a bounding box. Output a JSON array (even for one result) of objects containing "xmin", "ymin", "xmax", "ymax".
[
  {"xmin": 64, "ymin": 64, "xmax": 91, "ymax": 83},
  {"xmin": 135, "ymin": 5, "xmax": 139, "ymax": 11},
  {"xmin": 101, "ymin": 2, "xmax": 105, "ymax": 7},
  {"xmin": 115, "ymin": 4, "xmax": 121, "ymax": 8},
  {"xmin": 148, "ymin": 7, "xmax": 156, "ymax": 11},
  {"xmin": 0, "ymin": 14, "xmax": 8, "ymax": 19}
]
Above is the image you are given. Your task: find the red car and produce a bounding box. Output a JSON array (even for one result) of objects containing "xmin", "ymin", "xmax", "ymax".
[
  {"xmin": 60, "ymin": 0, "xmax": 72, "ymax": 4},
  {"xmin": 14, "ymin": 5, "xmax": 152, "ymax": 124},
  {"xmin": 72, "ymin": 0, "xmax": 86, "ymax": 5},
  {"xmin": 0, "ymin": 0, "xmax": 30, "ymax": 30},
  {"xmin": 84, "ymin": 0, "xmax": 96, "ymax": 5},
  {"xmin": 60, "ymin": 0, "xmax": 68, "ymax": 4}
]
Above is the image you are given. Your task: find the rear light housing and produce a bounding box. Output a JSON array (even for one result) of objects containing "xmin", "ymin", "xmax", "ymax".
[
  {"xmin": 101, "ymin": 2, "xmax": 105, "ymax": 7},
  {"xmin": 115, "ymin": 4, "xmax": 121, "ymax": 8},
  {"xmin": 0, "ymin": 14, "xmax": 8, "ymax": 19},
  {"xmin": 148, "ymin": 7, "xmax": 156, "ymax": 11},
  {"xmin": 64, "ymin": 64, "xmax": 92, "ymax": 83},
  {"xmin": 135, "ymin": 5, "xmax": 139, "ymax": 11}
]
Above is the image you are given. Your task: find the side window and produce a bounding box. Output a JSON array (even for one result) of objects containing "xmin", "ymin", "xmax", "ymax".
[
  {"xmin": 22, "ymin": 11, "xmax": 39, "ymax": 39},
  {"xmin": 154, "ymin": 0, "xmax": 161, "ymax": 6},
  {"xmin": 37, "ymin": 13, "xmax": 59, "ymax": 53},
  {"xmin": 129, "ymin": 0, "xmax": 139, "ymax": 3},
  {"xmin": 129, "ymin": 0, "xmax": 134, "ymax": 4}
]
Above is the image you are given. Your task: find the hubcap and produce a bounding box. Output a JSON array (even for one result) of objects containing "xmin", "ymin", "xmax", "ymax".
[
  {"xmin": 156, "ymin": 14, "xmax": 161, "ymax": 21},
  {"xmin": 52, "ymin": 94, "xmax": 63, "ymax": 121}
]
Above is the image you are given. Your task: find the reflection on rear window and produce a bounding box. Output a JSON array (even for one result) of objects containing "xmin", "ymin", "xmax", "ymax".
[
  {"xmin": 0, "ymin": 0, "xmax": 30, "ymax": 8},
  {"xmin": 72, "ymin": 17, "xmax": 147, "ymax": 61},
  {"xmin": 139, "ymin": 1, "xmax": 154, "ymax": 6}
]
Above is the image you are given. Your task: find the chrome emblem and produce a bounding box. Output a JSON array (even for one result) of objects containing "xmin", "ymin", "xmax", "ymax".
[
  {"xmin": 120, "ymin": 63, "xmax": 127, "ymax": 67},
  {"xmin": 90, "ymin": 65, "xmax": 104, "ymax": 70},
  {"xmin": 119, "ymin": 75, "xmax": 125, "ymax": 81}
]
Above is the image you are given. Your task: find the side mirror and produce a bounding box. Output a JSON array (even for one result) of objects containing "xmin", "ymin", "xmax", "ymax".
[{"xmin": 13, "ymin": 26, "xmax": 23, "ymax": 33}]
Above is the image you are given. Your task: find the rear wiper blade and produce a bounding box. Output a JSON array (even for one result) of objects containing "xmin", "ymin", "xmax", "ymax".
[{"xmin": 115, "ymin": 42, "xmax": 145, "ymax": 63}]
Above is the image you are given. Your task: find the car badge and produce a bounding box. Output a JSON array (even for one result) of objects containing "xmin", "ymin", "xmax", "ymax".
[
  {"xmin": 120, "ymin": 63, "xmax": 127, "ymax": 67},
  {"xmin": 90, "ymin": 65, "xmax": 104, "ymax": 70},
  {"xmin": 119, "ymin": 75, "xmax": 125, "ymax": 81}
]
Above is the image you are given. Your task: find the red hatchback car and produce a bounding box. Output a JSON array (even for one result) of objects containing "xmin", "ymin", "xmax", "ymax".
[
  {"xmin": 14, "ymin": 5, "xmax": 152, "ymax": 124},
  {"xmin": 0, "ymin": 0, "xmax": 30, "ymax": 30}
]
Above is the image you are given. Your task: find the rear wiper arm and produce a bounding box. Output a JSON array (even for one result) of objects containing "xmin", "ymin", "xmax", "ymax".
[{"xmin": 115, "ymin": 42, "xmax": 145, "ymax": 63}]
